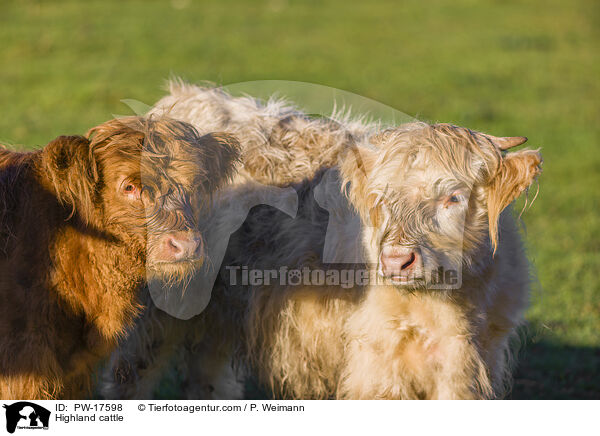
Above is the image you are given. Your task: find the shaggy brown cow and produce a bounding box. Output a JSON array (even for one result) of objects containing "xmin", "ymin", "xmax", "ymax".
[{"xmin": 0, "ymin": 116, "xmax": 239, "ymax": 399}]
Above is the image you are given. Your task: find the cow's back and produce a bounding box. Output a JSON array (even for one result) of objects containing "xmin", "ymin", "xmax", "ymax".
[{"xmin": 0, "ymin": 148, "xmax": 87, "ymax": 399}]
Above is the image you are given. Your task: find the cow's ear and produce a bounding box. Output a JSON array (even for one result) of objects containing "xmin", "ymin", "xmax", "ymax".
[
  {"xmin": 43, "ymin": 135, "xmax": 98, "ymax": 224},
  {"xmin": 197, "ymin": 132, "xmax": 241, "ymax": 194},
  {"xmin": 487, "ymin": 149, "xmax": 542, "ymax": 251},
  {"xmin": 340, "ymin": 140, "xmax": 380, "ymax": 220}
]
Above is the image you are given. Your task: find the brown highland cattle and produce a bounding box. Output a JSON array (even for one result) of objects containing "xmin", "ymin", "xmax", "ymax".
[{"xmin": 0, "ymin": 116, "xmax": 239, "ymax": 399}]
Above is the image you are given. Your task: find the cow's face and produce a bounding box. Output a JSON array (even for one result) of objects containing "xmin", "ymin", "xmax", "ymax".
[{"xmin": 342, "ymin": 123, "xmax": 541, "ymax": 289}]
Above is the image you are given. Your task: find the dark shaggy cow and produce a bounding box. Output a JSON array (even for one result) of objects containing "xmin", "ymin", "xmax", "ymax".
[{"xmin": 0, "ymin": 116, "xmax": 239, "ymax": 399}]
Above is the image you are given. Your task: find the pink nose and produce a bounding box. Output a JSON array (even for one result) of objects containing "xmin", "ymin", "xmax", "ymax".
[
  {"xmin": 161, "ymin": 232, "xmax": 202, "ymax": 261},
  {"xmin": 380, "ymin": 247, "xmax": 419, "ymax": 278}
]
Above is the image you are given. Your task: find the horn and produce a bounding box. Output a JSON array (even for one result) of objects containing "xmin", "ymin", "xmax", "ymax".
[{"xmin": 485, "ymin": 134, "xmax": 528, "ymax": 150}]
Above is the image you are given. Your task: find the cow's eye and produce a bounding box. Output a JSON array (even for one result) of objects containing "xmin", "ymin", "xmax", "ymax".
[
  {"xmin": 442, "ymin": 192, "xmax": 463, "ymax": 208},
  {"xmin": 121, "ymin": 181, "xmax": 141, "ymax": 200}
]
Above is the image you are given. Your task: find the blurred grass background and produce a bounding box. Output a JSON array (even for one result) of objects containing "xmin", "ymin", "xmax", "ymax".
[{"xmin": 1, "ymin": 0, "xmax": 598, "ymax": 399}]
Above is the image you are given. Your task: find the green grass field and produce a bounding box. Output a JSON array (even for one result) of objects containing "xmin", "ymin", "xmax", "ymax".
[{"xmin": 1, "ymin": 0, "xmax": 598, "ymax": 399}]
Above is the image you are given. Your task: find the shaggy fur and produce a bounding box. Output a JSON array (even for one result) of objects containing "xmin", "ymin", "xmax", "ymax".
[
  {"xmin": 147, "ymin": 80, "xmax": 373, "ymax": 186},
  {"xmin": 338, "ymin": 126, "xmax": 540, "ymax": 399},
  {"xmin": 0, "ymin": 116, "xmax": 239, "ymax": 399},
  {"xmin": 101, "ymin": 83, "xmax": 541, "ymax": 400},
  {"xmin": 225, "ymin": 125, "xmax": 541, "ymax": 399},
  {"xmin": 100, "ymin": 82, "xmax": 364, "ymax": 399}
]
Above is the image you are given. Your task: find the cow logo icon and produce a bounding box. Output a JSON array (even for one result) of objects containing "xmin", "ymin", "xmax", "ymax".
[{"xmin": 2, "ymin": 402, "xmax": 50, "ymax": 433}]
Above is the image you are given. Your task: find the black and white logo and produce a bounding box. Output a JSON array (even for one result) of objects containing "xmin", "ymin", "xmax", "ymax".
[{"xmin": 3, "ymin": 402, "xmax": 50, "ymax": 433}]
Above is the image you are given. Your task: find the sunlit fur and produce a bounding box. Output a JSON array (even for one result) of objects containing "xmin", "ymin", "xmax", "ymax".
[
  {"xmin": 0, "ymin": 116, "xmax": 239, "ymax": 399},
  {"xmin": 86, "ymin": 117, "xmax": 240, "ymax": 285},
  {"xmin": 226, "ymin": 124, "xmax": 541, "ymax": 400},
  {"xmin": 147, "ymin": 80, "xmax": 374, "ymax": 186},
  {"xmin": 337, "ymin": 124, "xmax": 542, "ymax": 399},
  {"xmin": 101, "ymin": 84, "xmax": 541, "ymax": 400},
  {"xmin": 100, "ymin": 81, "xmax": 369, "ymax": 399}
]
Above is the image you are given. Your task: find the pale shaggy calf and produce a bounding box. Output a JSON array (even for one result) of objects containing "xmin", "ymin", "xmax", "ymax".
[{"xmin": 230, "ymin": 123, "xmax": 541, "ymax": 399}]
